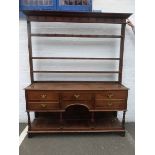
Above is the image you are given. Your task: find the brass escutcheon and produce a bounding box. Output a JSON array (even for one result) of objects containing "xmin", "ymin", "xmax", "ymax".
[
  {"xmin": 40, "ymin": 104, "xmax": 47, "ymax": 108},
  {"xmin": 41, "ymin": 94, "xmax": 47, "ymax": 99},
  {"xmin": 74, "ymin": 94, "xmax": 80, "ymax": 99},
  {"xmin": 107, "ymin": 93, "xmax": 114, "ymax": 98}
]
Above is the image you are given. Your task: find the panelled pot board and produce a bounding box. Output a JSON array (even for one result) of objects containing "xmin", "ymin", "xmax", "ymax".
[{"xmin": 25, "ymin": 82, "xmax": 128, "ymax": 137}]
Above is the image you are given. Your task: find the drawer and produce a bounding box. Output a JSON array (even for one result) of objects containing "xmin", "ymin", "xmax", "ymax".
[
  {"xmin": 95, "ymin": 91, "xmax": 127, "ymax": 100},
  {"xmin": 27, "ymin": 101, "xmax": 60, "ymax": 110},
  {"xmin": 62, "ymin": 100, "xmax": 93, "ymax": 110},
  {"xmin": 62, "ymin": 93, "xmax": 92, "ymax": 101},
  {"xmin": 95, "ymin": 100, "xmax": 127, "ymax": 110},
  {"xmin": 27, "ymin": 91, "xmax": 59, "ymax": 101}
]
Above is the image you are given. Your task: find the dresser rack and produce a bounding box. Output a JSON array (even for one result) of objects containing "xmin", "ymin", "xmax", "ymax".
[{"xmin": 23, "ymin": 11, "xmax": 132, "ymax": 137}]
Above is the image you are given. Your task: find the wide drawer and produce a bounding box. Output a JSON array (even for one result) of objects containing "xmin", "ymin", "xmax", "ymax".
[
  {"xmin": 27, "ymin": 91, "xmax": 59, "ymax": 101},
  {"xmin": 62, "ymin": 100, "xmax": 93, "ymax": 110},
  {"xmin": 95, "ymin": 100, "xmax": 127, "ymax": 110},
  {"xmin": 62, "ymin": 93, "xmax": 92, "ymax": 101},
  {"xmin": 27, "ymin": 101, "xmax": 60, "ymax": 110},
  {"xmin": 95, "ymin": 91, "xmax": 127, "ymax": 100}
]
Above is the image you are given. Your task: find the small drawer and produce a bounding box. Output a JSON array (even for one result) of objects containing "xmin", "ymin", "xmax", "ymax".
[
  {"xmin": 27, "ymin": 91, "xmax": 59, "ymax": 101},
  {"xmin": 27, "ymin": 102, "xmax": 60, "ymax": 110},
  {"xmin": 62, "ymin": 100, "xmax": 93, "ymax": 110},
  {"xmin": 95, "ymin": 100, "xmax": 127, "ymax": 110},
  {"xmin": 96, "ymin": 91, "xmax": 127, "ymax": 100},
  {"xmin": 62, "ymin": 93, "xmax": 92, "ymax": 101}
]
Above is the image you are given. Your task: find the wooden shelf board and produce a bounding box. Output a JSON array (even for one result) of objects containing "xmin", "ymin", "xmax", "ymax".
[
  {"xmin": 25, "ymin": 82, "xmax": 128, "ymax": 91},
  {"xmin": 30, "ymin": 117, "xmax": 123, "ymax": 133}
]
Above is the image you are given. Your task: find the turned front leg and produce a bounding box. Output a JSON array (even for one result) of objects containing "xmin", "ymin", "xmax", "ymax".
[
  {"xmin": 27, "ymin": 111, "xmax": 32, "ymax": 138},
  {"xmin": 121, "ymin": 111, "xmax": 126, "ymax": 137},
  {"xmin": 122, "ymin": 111, "xmax": 126, "ymax": 129}
]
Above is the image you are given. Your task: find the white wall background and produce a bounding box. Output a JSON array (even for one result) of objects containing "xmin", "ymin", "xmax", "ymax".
[{"xmin": 19, "ymin": 0, "xmax": 135, "ymax": 122}]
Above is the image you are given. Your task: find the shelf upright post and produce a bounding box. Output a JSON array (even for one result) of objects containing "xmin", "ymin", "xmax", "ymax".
[
  {"xmin": 118, "ymin": 23, "xmax": 126, "ymax": 83},
  {"xmin": 27, "ymin": 20, "xmax": 34, "ymax": 83}
]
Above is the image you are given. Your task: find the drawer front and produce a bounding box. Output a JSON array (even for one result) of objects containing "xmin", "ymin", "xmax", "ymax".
[
  {"xmin": 95, "ymin": 100, "xmax": 127, "ymax": 110},
  {"xmin": 28, "ymin": 102, "xmax": 59, "ymax": 110},
  {"xmin": 27, "ymin": 91, "xmax": 59, "ymax": 101},
  {"xmin": 62, "ymin": 93, "xmax": 92, "ymax": 101},
  {"xmin": 62, "ymin": 100, "xmax": 93, "ymax": 110},
  {"xmin": 96, "ymin": 91, "xmax": 127, "ymax": 100}
]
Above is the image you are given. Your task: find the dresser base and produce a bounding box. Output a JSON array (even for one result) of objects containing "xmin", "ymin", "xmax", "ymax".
[{"xmin": 25, "ymin": 82, "xmax": 128, "ymax": 138}]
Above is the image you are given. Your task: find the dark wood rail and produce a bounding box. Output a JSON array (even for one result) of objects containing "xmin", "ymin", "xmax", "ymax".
[
  {"xmin": 33, "ymin": 71, "xmax": 119, "ymax": 74},
  {"xmin": 31, "ymin": 33, "xmax": 122, "ymax": 38},
  {"xmin": 32, "ymin": 57, "xmax": 120, "ymax": 60}
]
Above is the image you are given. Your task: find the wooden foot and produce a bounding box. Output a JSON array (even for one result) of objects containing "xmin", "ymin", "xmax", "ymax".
[
  {"xmin": 27, "ymin": 133, "xmax": 33, "ymax": 138},
  {"xmin": 120, "ymin": 131, "xmax": 126, "ymax": 137}
]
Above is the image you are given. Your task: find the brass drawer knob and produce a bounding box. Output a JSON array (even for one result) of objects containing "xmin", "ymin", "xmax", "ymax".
[
  {"xmin": 40, "ymin": 94, "xmax": 47, "ymax": 99},
  {"xmin": 40, "ymin": 104, "xmax": 47, "ymax": 108},
  {"xmin": 107, "ymin": 93, "xmax": 114, "ymax": 98},
  {"xmin": 108, "ymin": 103, "xmax": 113, "ymax": 106},
  {"xmin": 74, "ymin": 94, "xmax": 80, "ymax": 99}
]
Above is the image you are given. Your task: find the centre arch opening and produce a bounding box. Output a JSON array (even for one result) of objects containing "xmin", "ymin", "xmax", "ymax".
[{"xmin": 63, "ymin": 104, "xmax": 91, "ymax": 120}]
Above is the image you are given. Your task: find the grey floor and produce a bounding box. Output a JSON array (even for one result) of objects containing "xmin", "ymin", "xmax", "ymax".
[{"xmin": 19, "ymin": 123, "xmax": 135, "ymax": 155}]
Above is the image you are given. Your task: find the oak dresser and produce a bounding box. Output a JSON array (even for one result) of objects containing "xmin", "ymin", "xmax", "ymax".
[{"xmin": 23, "ymin": 11, "xmax": 132, "ymax": 137}]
